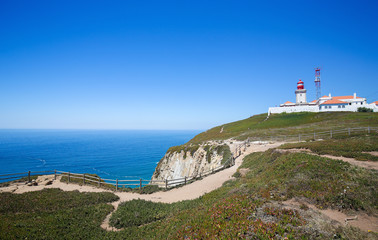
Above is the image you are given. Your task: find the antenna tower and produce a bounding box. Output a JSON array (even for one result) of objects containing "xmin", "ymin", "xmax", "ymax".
[{"xmin": 315, "ymin": 67, "xmax": 321, "ymax": 100}]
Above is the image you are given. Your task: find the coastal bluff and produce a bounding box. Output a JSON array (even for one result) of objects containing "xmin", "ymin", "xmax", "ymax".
[{"xmin": 151, "ymin": 143, "xmax": 232, "ymax": 181}]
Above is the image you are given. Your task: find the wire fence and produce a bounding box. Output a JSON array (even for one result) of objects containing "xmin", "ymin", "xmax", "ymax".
[{"xmin": 0, "ymin": 126, "xmax": 376, "ymax": 191}]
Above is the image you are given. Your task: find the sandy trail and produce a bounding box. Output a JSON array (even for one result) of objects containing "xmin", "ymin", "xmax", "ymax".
[
  {"xmin": 0, "ymin": 141, "xmax": 283, "ymax": 231},
  {"xmin": 277, "ymin": 148, "xmax": 378, "ymax": 170},
  {"xmin": 283, "ymin": 199, "xmax": 378, "ymax": 232}
]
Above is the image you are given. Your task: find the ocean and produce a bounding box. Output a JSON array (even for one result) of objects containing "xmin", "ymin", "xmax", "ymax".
[{"xmin": 0, "ymin": 130, "xmax": 201, "ymax": 180}]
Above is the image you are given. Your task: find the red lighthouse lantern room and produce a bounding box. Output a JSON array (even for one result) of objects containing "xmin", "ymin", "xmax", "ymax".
[{"xmin": 297, "ymin": 79, "xmax": 304, "ymax": 90}]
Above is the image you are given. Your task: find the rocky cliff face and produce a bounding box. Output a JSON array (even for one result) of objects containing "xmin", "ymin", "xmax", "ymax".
[{"xmin": 151, "ymin": 144, "xmax": 231, "ymax": 181}]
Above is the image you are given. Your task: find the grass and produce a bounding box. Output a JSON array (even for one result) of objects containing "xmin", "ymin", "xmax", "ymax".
[
  {"xmin": 1, "ymin": 112, "xmax": 377, "ymax": 239},
  {"xmin": 280, "ymin": 134, "xmax": 378, "ymax": 161},
  {"xmin": 189, "ymin": 112, "xmax": 378, "ymax": 143},
  {"xmin": 0, "ymin": 189, "xmax": 118, "ymax": 239},
  {"xmin": 237, "ymin": 150, "xmax": 378, "ymax": 213},
  {"xmin": 1, "ymin": 148, "xmax": 377, "ymax": 239}
]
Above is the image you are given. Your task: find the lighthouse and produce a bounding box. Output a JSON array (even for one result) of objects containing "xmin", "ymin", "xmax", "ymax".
[{"xmin": 295, "ymin": 79, "xmax": 307, "ymax": 105}]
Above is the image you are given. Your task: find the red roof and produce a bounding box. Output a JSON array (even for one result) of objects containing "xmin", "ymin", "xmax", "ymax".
[
  {"xmin": 333, "ymin": 95, "xmax": 362, "ymax": 99},
  {"xmin": 372, "ymin": 101, "xmax": 378, "ymax": 105},
  {"xmin": 321, "ymin": 99, "xmax": 348, "ymax": 105},
  {"xmin": 310, "ymin": 100, "xmax": 317, "ymax": 103},
  {"xmin": 284, "ymin": 101, "xmax": 294, "ymax": 104},
  {"xmin": 320, "ymin": 95, "xmax": 329, "ymax": 98}
]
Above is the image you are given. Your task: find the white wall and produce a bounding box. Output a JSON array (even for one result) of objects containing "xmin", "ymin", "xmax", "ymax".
[{"xmin": 268, "ymin": 105, "xmax": 318, "ymax": 115}]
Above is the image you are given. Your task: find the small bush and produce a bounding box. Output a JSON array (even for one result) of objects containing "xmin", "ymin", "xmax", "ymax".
[
  {"xmin": 358, "ymin": 107, "xmax": 373, "ymax": 112},
  {"xmin": 233, "ymin": 171, "xmax": 241, "ymax": 178}
]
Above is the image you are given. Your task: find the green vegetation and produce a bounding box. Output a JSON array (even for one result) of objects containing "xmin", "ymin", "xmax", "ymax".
[
  {"xmin": 172, "ymin": 195, "xmax": 306, "ymax": 239},
  {"xmin": 0, "ymin": 189, "xmax": 118, "ymax": 239},
  {"xmin": 237, "ymin": 150, "xmax": 377, "ymax": 213},
  {"xmin": 189, "ymin": 112, "xmax": 378, "ymax": 143},
  {"xmin": 166, "ymin": 143, "xmax": 232, "ymax": 165},
  {"xmin": 202, "ymin": 144, "xmax": 232, "ymax": 164},
  {"xmin": 110, "ymin": 199, "xmax": 171, "ymax": 228},
  {"xmin": 110, "ymin": 199, "xmax": 197, "ymax": 229},
  {"xmin": 1, "ymin": 149, "xmax": 376, "ymax": 239},
  {"xmin": 166, "ymin": 144, "xmax": 200, "ymax": 157},
  {"xmin": 280, "ymin": 134, "xmax": 378, "ymax": 161},
  {"xmin": 107, "ymin": 149, "xmax": 376, "ymax": 239},
  {"xmin": 1, "ymin": 112, "xmax": 377, "ymax": 239},
  {"xmin": 358, "ymin": 107, "xmax": 374, "ymax": 112}
]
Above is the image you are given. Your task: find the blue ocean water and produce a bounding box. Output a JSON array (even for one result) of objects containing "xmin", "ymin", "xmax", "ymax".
[{"xmin": 0, "ymin": 130, "xmax": 200, "ymax": 180}]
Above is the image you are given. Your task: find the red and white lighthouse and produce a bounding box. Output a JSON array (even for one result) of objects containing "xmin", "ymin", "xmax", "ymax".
[{"xmin": 295, "ymin": 79, "xmax": 307, "ymax": 104}]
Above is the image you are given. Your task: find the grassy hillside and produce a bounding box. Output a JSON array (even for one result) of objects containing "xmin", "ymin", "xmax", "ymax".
[
  {"xmin": 189, "ymin": 112, "xmax": 378, "ymax": 143},
  {"xmin": 1, "ymin": 113, "xmax": 377, "ymax": 239},
  {"xmin": 1, "ymin": 135, "xmax": 377, "ymax": 239}
]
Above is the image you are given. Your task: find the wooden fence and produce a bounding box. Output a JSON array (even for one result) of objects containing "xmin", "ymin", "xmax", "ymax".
[
  {"xmin": 246, "ymin": 126, "xmax": 378, "ymax": 143},
  {"xmin": 1, "ymin": 126, "xmax": 376, "ymax": 191}
]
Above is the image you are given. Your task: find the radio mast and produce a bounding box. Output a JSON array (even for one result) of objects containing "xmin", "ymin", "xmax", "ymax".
[{"xmin": 315, "ymin": 67, "xmax": 321, "ymax": 100}]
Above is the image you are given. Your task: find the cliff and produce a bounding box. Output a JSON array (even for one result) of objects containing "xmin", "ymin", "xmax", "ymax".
[{"xmin": 151, "ymin": 143, "xmax": 232, "ymax": 181}]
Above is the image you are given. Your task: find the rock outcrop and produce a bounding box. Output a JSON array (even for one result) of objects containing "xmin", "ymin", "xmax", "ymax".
[{"xmin": 151, "ymin": 143, "xmax": 232, "ymax": 181}]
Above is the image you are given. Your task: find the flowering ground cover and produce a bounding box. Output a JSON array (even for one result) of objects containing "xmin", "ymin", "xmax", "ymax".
[
  {"xmin": 279, "ymin": 134, "xmax": 378, "ymax": 161},
  {"xmin": 1, "ymin": 136, "xmax": 377, "ymax": 239}
]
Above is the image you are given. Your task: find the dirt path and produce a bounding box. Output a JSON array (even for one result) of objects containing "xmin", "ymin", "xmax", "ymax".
[
  {"xmin": 277, "ymin": 148, "xmax": 378, "ymax": 170},
  {"xmin": 283, "ymin": 199, "xmax": 378, "ymax": 232},
  {"xmin": 0, "ymin": 141, "xmax": 283, "ymax": 231}
]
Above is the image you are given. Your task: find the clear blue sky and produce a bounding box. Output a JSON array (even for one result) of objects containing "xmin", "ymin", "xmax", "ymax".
[{"xmin": 1, "ymin": 0, "xmax": 377, "ymax": 130}]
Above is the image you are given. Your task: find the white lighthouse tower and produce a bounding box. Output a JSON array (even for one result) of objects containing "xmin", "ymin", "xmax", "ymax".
[{"xmin": 295, "ymin": 79, "xmax": 307, "ymax": 105}]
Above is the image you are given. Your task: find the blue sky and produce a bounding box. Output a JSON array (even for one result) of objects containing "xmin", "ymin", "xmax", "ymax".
[{"xmin": 1, "ymin": 0, "xmax": 377, "ymax": 130}]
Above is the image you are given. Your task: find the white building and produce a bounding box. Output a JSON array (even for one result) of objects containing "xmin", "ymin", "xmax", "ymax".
[{"xmin": 268, "ymin": 80, "xmax": 378, "ymax": 115}]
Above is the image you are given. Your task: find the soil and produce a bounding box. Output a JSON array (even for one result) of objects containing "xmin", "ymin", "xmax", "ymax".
[{"xmin": 283, "ymin": 198, "xmax": 378, "ymax": 232}]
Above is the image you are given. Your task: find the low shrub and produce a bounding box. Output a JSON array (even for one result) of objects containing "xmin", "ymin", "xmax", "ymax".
[{"xmin": 280, "ymin": 135, "xmax": 378, "ymax": 161}]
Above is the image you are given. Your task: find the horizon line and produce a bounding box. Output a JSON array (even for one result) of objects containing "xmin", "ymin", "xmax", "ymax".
[{"xmin": 0, "ymin": 128, "xmax": 204, "ymax": 131}]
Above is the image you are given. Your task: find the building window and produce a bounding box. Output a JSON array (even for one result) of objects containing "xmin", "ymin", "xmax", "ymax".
[
  {"xmin": 361, "ymin": 102, "xmax": 363, "ymax": 105},
  {"xmin": 338, "ymin": 105, "xmax": 341, "ymax": 108},
  {"xmin": 349, "ymin": 103, "xmax": 351, "ymax": 105},
  {"xmin": 342, "ymin": 105, "xmax": 345, "ymax": 108}
]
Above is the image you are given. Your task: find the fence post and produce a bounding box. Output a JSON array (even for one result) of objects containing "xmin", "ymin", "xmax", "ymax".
[
  {"xmin": 348, "ymin": 128, "xmax": 351, "ymax": 136},
  {"xmin": 185, "ymin": 176, "xmax": 187, "ymax": 185},
  {"xmin": 116, "ymin": 179, "xmax": 118, "ymax": 191},
  {"xmin": 28, "ymin": 171, "xmax": 31, "ymax": 182},
  {"xmin": 98, "ymin": 177, "xmax": 101, "ymax": 187},
  {"xmin": 68, "ymin": 172, "xmax": 70, "ymax": 183},
  {"xmin": 54, "ymin": 170, "xmax": 57, "ymax": 180},
  {"xmin": 165, "ymin": 179, "xmax": 168, "ymax": 190},
  {"xmin": 314, "ymin": 132, "xmax": 316, "ymax": 140},
  {"xmin": 139, "ymin": 178, "xmax": 142, "ymax": 190},
  {"xmin": 330, "ymin": 130, "xmax": 333, "ymax": 138},
  {"xmin": 298, "ymin": 134, "xmax": 301, "ymax": 141},
  {"xmin": 83, "ymin": 174, "xmax": 85, "ymax": 185},
  {"xmin": 368, "ymin": 126, "xmax": 370, "ymax": 134}
]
